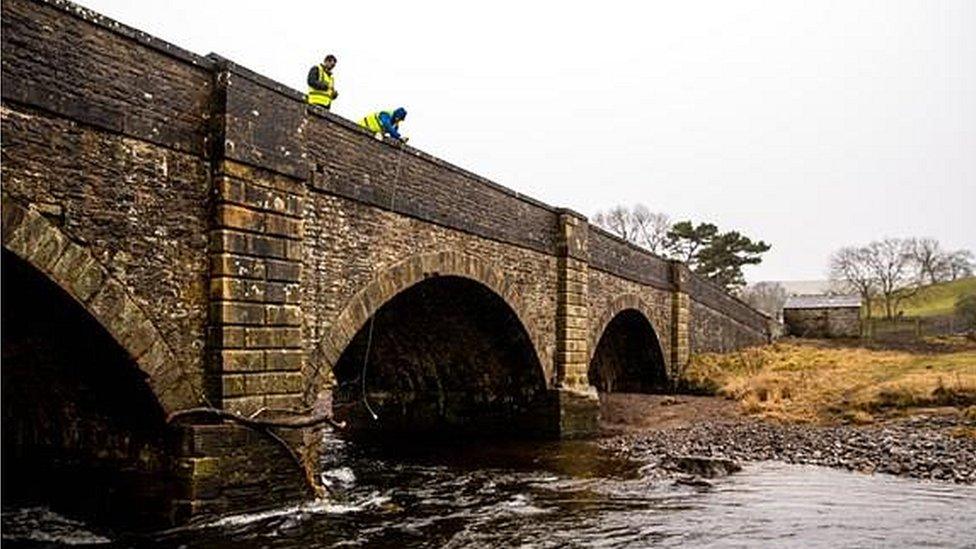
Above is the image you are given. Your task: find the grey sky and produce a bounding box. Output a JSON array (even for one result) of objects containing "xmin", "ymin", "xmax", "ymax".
[{"xmin": 75, "ymin": 0, "xmax": 976, "ymax": 282}]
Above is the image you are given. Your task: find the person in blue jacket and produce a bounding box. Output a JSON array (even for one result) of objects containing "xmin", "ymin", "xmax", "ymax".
[{"xmin": 359, "ymin": 107, "xmax": 408, "ymax": 143}]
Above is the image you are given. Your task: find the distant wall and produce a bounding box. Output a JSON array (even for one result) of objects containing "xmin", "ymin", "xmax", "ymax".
[{"xmin": 784, "ymin": 307, "xmax": 860, "ymax": 338}]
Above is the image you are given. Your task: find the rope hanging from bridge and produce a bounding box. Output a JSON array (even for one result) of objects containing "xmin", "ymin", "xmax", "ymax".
[
  {"xmin": 359, "ymin": 142, "xmax": 408, "ymax": 421},
  {"xmin": 360, "ymin": 308, "xmax": 380, "ymax": 420}
]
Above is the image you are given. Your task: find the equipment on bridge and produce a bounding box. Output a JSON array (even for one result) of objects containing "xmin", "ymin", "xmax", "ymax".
[{"xmin": 359, "ymin": 107, "xmax": 408, "ymax": 142}]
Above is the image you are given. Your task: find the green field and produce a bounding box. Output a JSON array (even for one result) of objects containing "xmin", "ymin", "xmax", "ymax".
[{"xmin": 876, "ymin": 277, "xmax": 976, "ymax": 318}]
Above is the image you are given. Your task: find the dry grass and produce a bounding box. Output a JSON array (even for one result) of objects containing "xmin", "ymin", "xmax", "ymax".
[{"xmin": 683, "ymin": 337, "xmax": 976, "ymax": 424}]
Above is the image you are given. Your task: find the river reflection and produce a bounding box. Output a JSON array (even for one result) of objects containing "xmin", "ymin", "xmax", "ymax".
[{"xmin": 4, "ymin": 435, "xmax": 976, "ymax": 548}]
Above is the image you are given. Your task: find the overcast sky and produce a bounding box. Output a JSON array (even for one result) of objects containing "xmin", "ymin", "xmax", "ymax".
[{"xmin": 76, "ymin": 0, "xmax": 975, "ymax": 282}]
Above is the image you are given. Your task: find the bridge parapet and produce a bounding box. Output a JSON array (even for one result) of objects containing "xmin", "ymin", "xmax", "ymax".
[
  {"xmin": 589, "ymin": 227, "xmax": 673, "ymax": 290},
  {"xmin": 685, "ymin": 270, "xmax": 772, "ymax": 353}
]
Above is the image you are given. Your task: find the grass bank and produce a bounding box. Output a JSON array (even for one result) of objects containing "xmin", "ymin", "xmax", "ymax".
[
  {"xmin": 682, "ymin": 337, "xmax": 976, "ymax": 424},
  {"xmin": 876, "ymin": 276, "xmax": 976, "ymax": 318}
]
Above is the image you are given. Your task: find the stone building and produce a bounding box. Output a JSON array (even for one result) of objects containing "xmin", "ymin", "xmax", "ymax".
[{"xmin": 783, "ymin": 295, "xmax": 862, "ymax": 338}]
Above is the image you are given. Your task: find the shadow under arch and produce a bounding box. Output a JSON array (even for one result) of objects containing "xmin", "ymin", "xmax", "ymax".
[
  {"xmin": 330, "ymin": 274, "xmax": 554, "ymax": 439},
  {"xmin": 1, "ymin": 248, "xmax": 176, "ymax": 529},
  {"xmin": 315, "ymin": 250, "xmax": 549, "ymax": 391},
  {"xmin": 589, "ymin": 300, "xmax": 669, "ymax": 393},
  {"xmin": 1, "ymin": 198, "xmax": 199, "ymax": 413}
]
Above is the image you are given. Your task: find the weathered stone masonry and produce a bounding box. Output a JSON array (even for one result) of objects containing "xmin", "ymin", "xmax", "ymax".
[{"xmin": 2, "ymin": 0, "xmax": 772, "ymax": 524}]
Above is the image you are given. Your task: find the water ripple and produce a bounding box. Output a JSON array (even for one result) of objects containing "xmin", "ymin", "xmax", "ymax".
[{"xmin": 5, "ymin": 441, "xmax": 976, "ymax": 548}]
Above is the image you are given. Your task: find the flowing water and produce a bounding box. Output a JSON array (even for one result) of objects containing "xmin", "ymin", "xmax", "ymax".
[{"xmin": 4, "ymin": 435, "xmax": 976, "ymax": 548}]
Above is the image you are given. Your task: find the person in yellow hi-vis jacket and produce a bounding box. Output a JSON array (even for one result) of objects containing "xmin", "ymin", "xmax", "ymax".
[
  {"xmin": 359, "ymin": 107, "xmax": 408, "ymax": 143},
  {"xmin": 307, "ymin": 54, "xmax": 338, "ymax": 109}
]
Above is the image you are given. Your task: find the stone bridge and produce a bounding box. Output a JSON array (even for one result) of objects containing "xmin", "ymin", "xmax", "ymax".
[{"xmin": 1, "ymin": 0, "xmax": 772, "ymax": 526}]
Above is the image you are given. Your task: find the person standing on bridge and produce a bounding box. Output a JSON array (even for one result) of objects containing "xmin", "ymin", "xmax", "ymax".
[
  {"xmin": 307, "ymin": 54, "xmax": 338, "ymax": 109},
  {"xmin": 359, "ymin": 107, "xmax": 408, "ymax": 143}
]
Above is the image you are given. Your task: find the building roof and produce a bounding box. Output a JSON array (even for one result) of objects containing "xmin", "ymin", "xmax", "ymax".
[
  {"xmin": 783, "ymin": 294, "xmax": 862, "ymax": 310},
  {"xmin": 752, "ymin": 279, "xmax": 850, "ymax": 296}
]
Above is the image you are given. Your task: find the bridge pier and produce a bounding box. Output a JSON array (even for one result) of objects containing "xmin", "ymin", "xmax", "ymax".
[
  {"xmin": 208, "ymin": 158, "xmax": 307, "ymax": 417},
  {"xmin": 180, "ymin": 61, "xmax": 319, "ymax": 519},
  {"xmin": 669, "ymin": 261, "xmax": 693, "ymax": 381},
  {"xmin": 553, "ymin": 210, "xmax": 601, "ymax": 437},
  {"xmin": 169, "ymin": 424, "xmax": 310, "ymax": 523}
]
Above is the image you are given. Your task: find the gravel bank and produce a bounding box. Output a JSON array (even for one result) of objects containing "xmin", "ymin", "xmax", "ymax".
[{"xmin": 600, "ymin": 395, "xmax": 976, "ymax": 484}]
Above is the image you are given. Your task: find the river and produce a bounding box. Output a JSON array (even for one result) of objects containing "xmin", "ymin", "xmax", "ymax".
[{"xmin": 4, "ymin": 434, "xmax": 976, "ymax": 548}]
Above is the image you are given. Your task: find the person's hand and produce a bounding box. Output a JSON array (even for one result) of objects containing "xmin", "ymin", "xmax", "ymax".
[{"xmin": 331, "ymin": 90, "xmax": 339, "ymax": 99}]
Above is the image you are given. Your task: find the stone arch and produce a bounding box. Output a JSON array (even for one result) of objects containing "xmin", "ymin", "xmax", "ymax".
[
  {"xmin": 316, "ymin": 250, "xmax": 548, "ymax": 391},
  {"xmin": 1, "ymin": 198, "xmax": 200, "ymax": 413},
  {"xmin": 589, "ymin": 294, "xmax": 671, "ymax": 384}
]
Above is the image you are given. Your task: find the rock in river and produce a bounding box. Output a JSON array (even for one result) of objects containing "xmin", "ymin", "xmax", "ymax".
[{"xmin": 663, "ymin": 455, "xmax": 743, "ymax": 478}]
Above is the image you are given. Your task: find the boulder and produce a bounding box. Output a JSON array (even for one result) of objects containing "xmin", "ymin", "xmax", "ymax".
[{"xmin": 663, "ymin": 455, "xmax": 742, "ymax": 478}]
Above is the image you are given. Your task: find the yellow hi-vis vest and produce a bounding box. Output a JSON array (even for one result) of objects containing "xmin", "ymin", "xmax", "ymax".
[
  {"xmin": 359, "ymin": 111, "xmax": 396, "ymax": 134},
  {"xmin": 307, "ymin": 65, "xmax": 335, "ymax": 107}
]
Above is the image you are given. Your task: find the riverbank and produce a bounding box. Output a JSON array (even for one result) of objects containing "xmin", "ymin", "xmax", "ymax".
[
  {"xmin": 681, "ymin": 336, "xmax": 976, "ymax": 424},
  {"xmin": 600, "ymin": 394, "xmax": 976, "ymax": 484}
]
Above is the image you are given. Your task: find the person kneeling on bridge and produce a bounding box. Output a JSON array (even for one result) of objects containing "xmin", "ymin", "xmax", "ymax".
[{"xmin": 359, "ymin": 107, "xmax": 408, "ymax": 144}]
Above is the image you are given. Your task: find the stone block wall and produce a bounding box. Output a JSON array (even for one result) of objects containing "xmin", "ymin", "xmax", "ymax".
[
  {"xmin": 589, "ymin": 227, "xmax": 672, "ymax": 288},
  {"xmin": 784, "ymin": 307, "xmax": 861, "ymax": 338},
  {"xmin": 1, "ymin": 0, "xmax": 315, "ymax": 524},
  {"xmin": 297, "ymin": 101, "xmax": 565, "ymax": 403},
  {"xmin": 304, "ymin": 109, "xmax": 557, "ymax": 255},
  {"xmin": 555, "ymin": 211, "xmax": 591, "ymax": 389},
  {"xmin": 2, "ymin": 0, "xmax": 213, "ymax": 405},
  {"xmin": 208, "ymin": 160, "xmax": 307, "ymax": 415},
  {"xmin": 171, "ymin": 424, "xmax": 308, "ymax": 522},
  {"xmin": 1, "ymin": 0, "xmax": 213, "ymax": 157},
  {"xmin": 687, "ymin": 272, "xmax": 771, "ymax": 354},
  {"xmin": 586, "ymin": 269, "xmax": 674, "ymax": 374}
]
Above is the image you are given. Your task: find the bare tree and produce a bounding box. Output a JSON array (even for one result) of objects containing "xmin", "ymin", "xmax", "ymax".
[
  {"xmin": 864, "ymin": 238, "xmax": 921, "ymax": 319},
  {"xmin": 905, "ymin": 239, "xmax": 974, "ymax": 284},
  {"xmin": 909, "ymin": 238, "xmax": 948, "ymax": 285},
  {"xmin": 829, "ymin": 246, "xmax": 877, "ymax": 319},
  {"xmin": 593, "ymin": 206, "xmax": 633, "ymax": 241},
  {"xmin": 739, "ymin": 282, "xmax": 787, "ymax": 320},
  {"xmin": 593, "ymin": 204, "xmax": 672, "ymax": 254},
  {"xmin": 630, "ymin": 205, "xmax": 671, "ymax": 254},
  {"xmin": 944, "ymin": 249, "xmax": 975, "ymax": 280}
]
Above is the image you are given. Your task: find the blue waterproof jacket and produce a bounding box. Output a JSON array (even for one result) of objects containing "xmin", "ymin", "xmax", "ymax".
[
  {"xmin": 378, "ymin": 108, "xmax": 407, "ymax": 139},
  {"xmin": 377, "ymin": 112, "xmax": 402, "ymax": 140}
]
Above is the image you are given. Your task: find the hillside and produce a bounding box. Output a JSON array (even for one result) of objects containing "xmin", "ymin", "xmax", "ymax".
[{"xmin": 891, "ymin": 277, "xmax": 976, "ymax": 318}]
